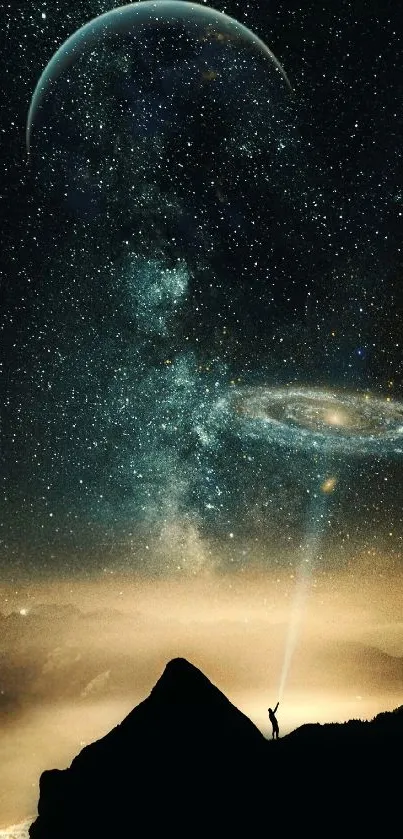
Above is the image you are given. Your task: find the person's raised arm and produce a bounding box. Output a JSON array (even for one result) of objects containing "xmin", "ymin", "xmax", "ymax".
[{"xmin": 274, "ymin": 702, "xmax": 279, "ymax": 713}]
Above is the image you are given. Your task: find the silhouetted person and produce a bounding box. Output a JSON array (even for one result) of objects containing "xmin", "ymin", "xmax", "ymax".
[{"xmin": 268, "ymin": 702, "xmax": 279, "ymax": 739}]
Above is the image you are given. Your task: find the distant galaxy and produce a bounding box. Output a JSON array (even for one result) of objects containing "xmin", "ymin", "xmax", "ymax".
[{"xmin": 230, "ymin": 387, "xmax": 403, "ymax": 456}]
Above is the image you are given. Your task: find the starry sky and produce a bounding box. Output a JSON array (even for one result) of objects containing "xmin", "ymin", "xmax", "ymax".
[{"xmin": 1, "ymin": 0, "xmax": 402, "ymax": 829}]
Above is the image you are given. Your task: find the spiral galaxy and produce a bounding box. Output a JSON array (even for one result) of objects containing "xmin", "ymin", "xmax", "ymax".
[{"xmin": 230, "ymin": 386, "xmax": 403, "ymax": 456}]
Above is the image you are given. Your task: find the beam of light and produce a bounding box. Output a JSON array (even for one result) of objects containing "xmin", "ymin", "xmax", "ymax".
[{"xmin": 277, "ymin": 472, "xmax": 336, "ymax": 702}]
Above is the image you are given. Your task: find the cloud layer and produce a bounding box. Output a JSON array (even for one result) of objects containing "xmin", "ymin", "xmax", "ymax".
[{"xmin": 1, "ymin": 561, "xmax": 402, "ymax": 825}]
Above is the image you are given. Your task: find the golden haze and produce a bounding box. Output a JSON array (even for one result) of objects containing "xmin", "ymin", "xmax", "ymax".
[{"xmin": 0, "ymin": 558, "xmax": 402, "ymax": 826}]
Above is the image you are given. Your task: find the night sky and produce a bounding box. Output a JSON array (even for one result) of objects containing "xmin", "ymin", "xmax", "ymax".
[{"xmin": 1, "ymin": 0, "xmax": 402, "ymax": 830}]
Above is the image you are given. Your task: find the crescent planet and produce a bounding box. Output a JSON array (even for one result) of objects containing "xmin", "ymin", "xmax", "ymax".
[{"xmin": 26, "ymin": 0, "xmax": 292, "ymax": 153}]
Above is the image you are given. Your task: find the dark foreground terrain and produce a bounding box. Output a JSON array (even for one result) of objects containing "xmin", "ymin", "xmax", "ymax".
[{"xmin": 30, "ymin": 658, "xmax": 402, "ymax": 837}]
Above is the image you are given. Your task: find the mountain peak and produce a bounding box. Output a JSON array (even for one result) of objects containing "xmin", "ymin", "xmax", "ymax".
[
  {"xmin": 157, "ymin": 656, "xmax": 207, "ymax": 682},
  {"xmin": 29, "ymin": 657, "xmax": 269, "ymax": 839},
  {"xmin": 115, "ymin": 656, "xmax": 265, "ymax": 751},
  {"xmin": 149, "ymin": 657, "xmax": 224, "ymax": 700},
  {"xmin": 29, "ymin": 658, "xmax": 403, "ymax": 839}
]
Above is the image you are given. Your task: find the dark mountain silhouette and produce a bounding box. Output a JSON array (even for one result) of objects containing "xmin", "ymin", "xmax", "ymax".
[{"xmin": 29, "ymin": 658, "xmax": 402, "ymax": 837}]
